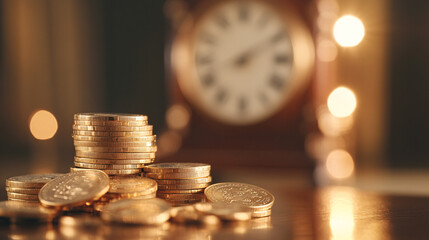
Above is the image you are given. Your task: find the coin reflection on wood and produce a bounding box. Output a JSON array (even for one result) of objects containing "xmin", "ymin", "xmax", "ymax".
[
  {"xmin": 143, "ymin": 163, "xmax": 211, "ymax": 205},
  {"xmin": 101, "ymin": 198, "xmax": 171, "ymax": 225}
]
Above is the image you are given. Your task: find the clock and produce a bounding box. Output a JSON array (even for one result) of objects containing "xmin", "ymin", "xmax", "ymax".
[{"xmin": 163, "ymin": 0, "xmax": 316, "ymax": 170}]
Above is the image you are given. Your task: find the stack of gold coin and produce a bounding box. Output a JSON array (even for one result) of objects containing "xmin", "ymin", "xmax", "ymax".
[
  {"xmin": 93, "ymin": 176, "xmax": 158, "ymax": 211},
  {"xmin": 204, "ymin": 182, "xmax": 275, "ymax": 218},
  {"xmin": 5, "ymin": 174, "xmax": 64, "ymax": 203},
  {"xmin": 71, "ymin": 113, "xmax": 157, "ymax": 176},
  {"xmin": 143, "ymin": 163, "xmax": 211, "ymax": 206}
]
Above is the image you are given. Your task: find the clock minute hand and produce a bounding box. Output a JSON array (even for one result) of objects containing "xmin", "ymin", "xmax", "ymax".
[{"xmin": 232, "ymin": 33, "xmax": 281, "ymax": 68}]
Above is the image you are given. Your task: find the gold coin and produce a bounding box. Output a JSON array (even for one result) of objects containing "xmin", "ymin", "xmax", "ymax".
[
  {"xmin": 155, "ymin": 176, "xmax": 212, "ymax": 185},
  {"xmin": 74, "ymin": 120, "xmax": 148, "ymax": 126},
  {"xmin": 156, "ymin": 192, "xmax": 205, "ymax": 200},
  {"xmin": 194, "ymin": 202, "xmax": 252, "ymax": 221},
  {"xmin": 108, "ymin": 176, "xmax": 157, "ymax": 194},
  {"xmin": 73, "ymin": 140, "xmax": 156, "ymax": 147},
  {"xmin": 70, "ymin": 167, "xmax": 141, "ymax": 175},
  {"xmin": 101, "ymin": 198, "xmax": 171, "ymax": 225},
  {"xmin": 76, "ymin": 151, "xmax": 156, "ymax": 159},
  {"xmin": 204, "ymin": 182, "xmax": 274, "ymax": 212},
  {"xmin": 164, "ymin": 198, "xmax": 204, "ymax": 205},
  {"xmin": 156, "ymin": 189, "xmax": 205, "ymax": 194},
  {"xmin": 144, "ymin": 171, "xmax": 210, "ymax": 179},
  {"xmin": 74, "ymin": 162, "xmax": 144, "ymax": 169},
  {"xmin": 6, "ymin": 187, "xmax": 40, "ymax": 195},
  {"xmin": 143, "ymin": 162, "xmax": 210, "ymax": 173},
  {"xmin": 73, "ymin": 135, "xmax": 156, "ymax": 142},
  {"xmin": 74, "ymin": 156, "xmax": 154, "ymax": 165},
  {"xmin": 74, "ymin": 113, "xmax": 148, "ymax": 121},
  {"xmin": 59, "ymin": 215, "xmax": 103, "ymax": 228},
  {"xmin": 74, "ymin": 146, "xmax": 157, "ymax": 153},
  {"xmin": 6, "ymin": 173, "xmax": 64, "ymax": 188},
  {"xmin": 157, "ymin": 183, "xmax": 210, "ymax": 190},
  {"xmin": 251, "ymin": 209, "xmax": 272, "ymax": 218},
  {"xmin": 104, "ymin": 191, "xmax": 157, "ymax": 200},
  {"xmin": 8, "ymin": 198, "xmax": 40, "ymax": 203},
  {"xmin": 73, "ymin": 125, "xmax": 152, "ymax": 132},
  {"xmin": 73, "ymin": 130, "xmax": 152, "ymax": 137},
  {"xmin": 0, "ymin": 200, "xmax": 58, "ymax": 220},
  {"xmin": 39, "ymin": 170, "xmax": 110, "ymax": 208},
  {"xmin": 170, "ymin": 205, "xmax": 202, "ymax": 223},
  {"xmin": 7, "ymin": 192, "xmax": 39, "ymax": 200}
]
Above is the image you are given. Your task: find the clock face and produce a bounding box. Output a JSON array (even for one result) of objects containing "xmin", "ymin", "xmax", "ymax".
[{"xmin": 172, "ymin": 0, "xmax": 314, "ymax": 125}]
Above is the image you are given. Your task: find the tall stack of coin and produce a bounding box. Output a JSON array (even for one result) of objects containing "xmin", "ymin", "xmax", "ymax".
[
  {"xmin": 5, "ymin": 174, "xmax": 64, "ymax": 203},
  {"xmin": 143, "ymin": 163, "xmax": 211, "ymax": 206},
  {"xmin": 72, "ymin": 113, "xmax": 157, "ymax": 176}
]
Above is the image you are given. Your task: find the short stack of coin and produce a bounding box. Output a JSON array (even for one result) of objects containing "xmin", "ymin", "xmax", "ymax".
[
  {"xmin": 93, "ymin": 176, "xmax": 158, "ymax": 211},
  {"xmin": 143, "ymin": 163, "xmax": 211, "ymax": 206},
  {"xmin": 5, "ymin": 174, "xmax": 64, "ymax": 203},
  {"xmin": 72, "ymin": 113, "xmax": 157, "ymax": 176}
]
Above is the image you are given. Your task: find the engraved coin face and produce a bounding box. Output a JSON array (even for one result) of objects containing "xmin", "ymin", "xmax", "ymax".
[
  {"xmin": 204, "ymin": 182, "xmax": 274, "ymax": 211},
  {"xmin": 108, "ymin": 176, "xmax": 157, "ymax": 194},
  {"xmin": 38, "ymin": 170, "xmax": 110, "ymax": 208},
  {"xmin": 6, "ymin": 174, "xmax": 64, "ymax": 188},
  {"xmin": 101, "ymin": 198, "xmax": 171, "ymax": 225},
  {"xmin": 143, "ymin": 162, "xmax": 211, "ymax": 173}
]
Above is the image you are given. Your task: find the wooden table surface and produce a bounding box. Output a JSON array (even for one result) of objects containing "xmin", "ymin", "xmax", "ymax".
[{"xmin": 1, "ymin": 184, "xmax": 429, "ymax": 239}]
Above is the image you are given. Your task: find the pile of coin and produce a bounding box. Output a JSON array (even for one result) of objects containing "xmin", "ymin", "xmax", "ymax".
[
  {"xmin": 5, "ymin": 174, "xmax": 64, "ymax": 203},
  {"xmin": 93, "ymin": 176, "xmax": 158, "ymax": 211},
  {"xmin": 204, "ymin": 182, "xmax": 275, "ymax": 218},
  {"xmin": 143, "ymin": 163, "xmax": 211, "ymax": 206},
  {"xmin": 71, "ymin": 113, "xmax": 157, "ymax": 176}
]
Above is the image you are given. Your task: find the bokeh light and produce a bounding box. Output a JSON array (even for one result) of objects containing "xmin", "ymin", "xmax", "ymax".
[
  {"xmin": 327, "ymin": 87, "xmax": 357, "ymax": 118},
  {"xmin": 166, "ymin": 104, "xmax": 191, "ymax": 130},
  {"xmin": 326, "ymin": 149, "xmax": 355, "ymax": 179},
  {"xmin": 333, "ymin": 15, "xmax": 365, "ymax": 47},
  {"xmin": 317, "ymin": 39, "xmax": 338, "ymax": 62},
  {"xmin": 29, "ymin": 110, "xmax": 58, "ymax": 140},
  {"xmin": 328, "ymin": 188, "xmax": 355, "ymax": 240}
]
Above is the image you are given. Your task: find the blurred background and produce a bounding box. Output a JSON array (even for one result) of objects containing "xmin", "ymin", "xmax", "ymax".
[{"xmin": 0, "ymin": 0, "xmax": 428, "ymax": 201}]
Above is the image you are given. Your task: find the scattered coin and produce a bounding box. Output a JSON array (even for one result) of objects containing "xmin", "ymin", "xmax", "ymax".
[
  {"xmin": 204, "ymin": 182, "xmax": 274, "ymax": 217},
  {"xmin": 101, "ymin": 198, "xmax": 171, "ymax": 225},
  {"xmin": 39, "ymin": 170, "xmax": 110, "ymax": 208}
]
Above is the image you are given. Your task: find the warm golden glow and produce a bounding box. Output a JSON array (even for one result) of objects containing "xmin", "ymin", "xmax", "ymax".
[
  {"xmin": 166, "ymin": 104, "xmax": 191, "ymax": 130},
  {"xmin": 326, "ymin": 149, "xmax": 354, "ymax": 179},
  {"xmin": 317, "ymin": 39, "xmax": 338, "ymax": 62},
  {"xmin": 327, "ymin": 87, "xmax": 357, "ymax": 118},
  {"xmin": 333, "ymin": 15, "xmax": 365, "ymax": 47},
  {"xmin": 329, "ymin": 188, "xmax": 355, "ymax": 240},
  {"xmin": 29, "ymin": 110, "xmax": 58, "ymax": 140},
  {"xmin": 318, "ymin": 107, "xmax": 354, "ymax": 137}
]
